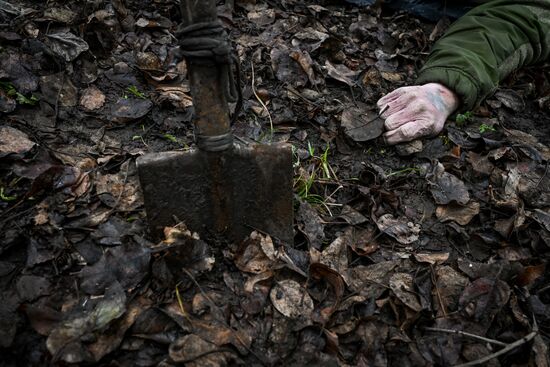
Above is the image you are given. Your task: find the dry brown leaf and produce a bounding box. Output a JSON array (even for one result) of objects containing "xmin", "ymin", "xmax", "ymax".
[
  {"xmin": 413, "ymin": 252, "xmax": 449, "ymax": 265},
  {"xmin": 436, "ymin": 201, "xmax": 480, "ymax": 225},
  {"xmin": 0, "ymin": 126, "xmax": 35, "ymax": 157},
  {"xmin": 270, "ymin": 279, "xmax": 314, "ymax": 319},
  {"xmin": 389, "ymin": 272, "xmax": 422, "ymax": 312}
]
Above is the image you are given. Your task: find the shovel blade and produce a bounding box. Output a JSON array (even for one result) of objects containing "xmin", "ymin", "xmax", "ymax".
[{"xmin": 137, "ymin": 143, "xmax": 294, "ymax": 243}]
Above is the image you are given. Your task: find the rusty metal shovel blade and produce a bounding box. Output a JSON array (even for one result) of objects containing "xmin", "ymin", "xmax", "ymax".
[{"xmin": 137, "ymin": 142, "xmax": 294, "ymax": 243}]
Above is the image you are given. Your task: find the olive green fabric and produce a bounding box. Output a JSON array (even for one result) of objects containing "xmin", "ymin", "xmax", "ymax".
[{"xmin": 416, "ymin": 0, "xmax": 550, "ymax": 111}]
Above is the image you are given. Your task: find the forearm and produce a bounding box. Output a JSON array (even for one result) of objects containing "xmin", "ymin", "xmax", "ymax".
[{"xmin": 416, "ymin": 0, "xmax": 550, "ymax": 111}]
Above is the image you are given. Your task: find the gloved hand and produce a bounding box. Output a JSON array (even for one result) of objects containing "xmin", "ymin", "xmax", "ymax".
[{"xmin": 376, "ymin": 83, "xmax": 460, "ymax": 145}]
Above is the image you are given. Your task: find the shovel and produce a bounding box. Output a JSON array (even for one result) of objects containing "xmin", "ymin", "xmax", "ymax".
[{"xmin": 136, "ymin": 0, "xmax": 294, "ymax": 243}]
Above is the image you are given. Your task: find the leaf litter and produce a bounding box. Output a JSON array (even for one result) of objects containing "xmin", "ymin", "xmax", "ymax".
[{"xmin": 0, "ymin": 0, "xmax": 548, "ymax": 366}]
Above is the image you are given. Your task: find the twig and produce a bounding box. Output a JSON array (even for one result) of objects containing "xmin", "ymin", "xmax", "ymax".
[
  {"xmin": 430, "ymin": 266, "xmax": 448, "ymax": 318},
  {"xmin": 424, "ymin": 327, "xmax": 506, "ymax": 347},
  {"xmin": 453, "ymin": 331, "xmax": 537, "ymax": 367},
  {"xmin": 250, "ymin": 61, "xmax": 274, "ymax": 136}
]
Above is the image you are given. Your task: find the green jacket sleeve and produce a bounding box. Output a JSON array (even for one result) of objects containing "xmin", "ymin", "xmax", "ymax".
[{"xmin": 416, "ymin": 0, "xmax": 550, "ymax": 111}]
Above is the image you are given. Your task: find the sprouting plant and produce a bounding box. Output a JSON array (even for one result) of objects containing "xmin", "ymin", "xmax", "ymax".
[
  {"xmin": 124, "ymin": 85, "xmax": 147, "ymax": 99},
  {"xmin": 386, "ymin": 167, "xmax": 420, "ymax": 178},
  {"xmin": 478, "ymin": 123, "xmax": 496, "ymax": 133},
  {"xmin": 294, "ymin": 142, "xmax": 337, "ymax": 212},
  {"xmin": 320, "ymin": 145, "xmax": 331, "ymax": 179},
  {"xmin": 163, "ymin": 133, "xmax": 178, "ymax": 143},
  {"xmin": 440, "ymin": 135, "xmax": 450, "ymax": 145},
  {"xmin": 0, "ymin": 81, "xmax": 39, "ymax": 105},
  {"xmin": 307, "ymin": 141, "xmax": 315, "ymax": 157},
  {"xmin": 132, "ymin": 135, "xmax": 148, "ymax": 147},
  {"xmin": 0, "ymin": 187, "xmax": 17, "ymax": 202},
  {"xmin": 456, "ymin": 111, "xmax": 473, "ymax": 125}
]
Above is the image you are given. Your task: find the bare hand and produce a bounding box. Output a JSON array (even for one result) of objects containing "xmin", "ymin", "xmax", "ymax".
[{"xmin": 376, "ymin": 83, "xmax": 460, "ymax": 145}]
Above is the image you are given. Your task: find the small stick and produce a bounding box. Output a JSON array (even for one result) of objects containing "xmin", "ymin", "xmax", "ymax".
[
  {"xmin": 423, "ymin": 326, "xmax": 506, "ymax": 347},
  {"xmin": 250, "ymin": 61, "xmax": 274, "ymax": 136},
  {"xmin": 454, "ymin": 331, "xmax": 537, "ymax": 367}
]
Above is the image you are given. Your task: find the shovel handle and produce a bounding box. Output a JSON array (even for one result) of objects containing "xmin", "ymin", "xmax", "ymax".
[{"xmin": 180, "ymin": 0, "xmax": 231, "ymax": 140}]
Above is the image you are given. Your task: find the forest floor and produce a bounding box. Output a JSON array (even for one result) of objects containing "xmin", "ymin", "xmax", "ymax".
[{"xmin": 0, "ymin": 0, "xmax": 549, "ymax": 366}]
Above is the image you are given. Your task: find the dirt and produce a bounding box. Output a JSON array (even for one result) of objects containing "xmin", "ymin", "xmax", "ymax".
[{"xmin": 0, "ymin": 0, "xmax": 549, "ymax": 366}]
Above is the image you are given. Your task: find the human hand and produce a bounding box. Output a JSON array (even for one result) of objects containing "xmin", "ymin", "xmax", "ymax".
[{"xmin": 376, "ymin": 83, "xmax": 460, "ymax": 145}]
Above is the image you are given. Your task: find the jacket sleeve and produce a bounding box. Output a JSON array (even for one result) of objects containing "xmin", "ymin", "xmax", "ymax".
[{"xmin": 415, "ymin": 0, "xmax": 550, "ymax": 111}]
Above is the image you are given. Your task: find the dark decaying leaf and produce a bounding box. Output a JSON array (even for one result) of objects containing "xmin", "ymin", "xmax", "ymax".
[
  {"xmin": 389, "ymin": 272, "xmax": 423, "ymax": 311},
  {"xmin": 270, "ymin": 279, "xmax": 314, "ymax": 319},
  {"xmin": 0, "ymin": 126, "xmax": 35, "ymax": 158},
  {"xmin": 270, "ymin": 43, "xmax": 308, "ymax": 87},
  {"xmin": 46, "ymin": 282, "xmax": 126, "ymax": 364},
  {"xmin": 341, "ymin": 105, "xmax": 385, "ymax": 142},
  {"xmin": 235, "ymin": 231, "xmax": 277, "ymax": 274},
  {"xmin": 494, "ymin": 89, "xmax": 525, "ymax": 112},
  {"xmin": 309, "ymin": 263, "xmax": 345, "ymax": 321},
  {"xmin": 428, "ymin": 162, "xmax": 470, "ymax": 205},
  {"xmin": 296, "ymin": 201, "xmax": 325, "ymax": 249},
  {"xmin": 79, "ymin": 242, "xmax": 150, "ymax": 295},
  {"xmin": 16, "ymin": 275, "xmax": 50, "ymax": 302},
  {"xmin": 435, "ymin": 201, "xmax": 480, "ymax": 225},
  {"xmin": 375, "ymin": 213, "xmax": 421, "ymax": 244},
  {"xmin": 45, "ymin": 32, "xmax": 89, "ymax": 62},
  {"xmin": 109, "ymin": 98, "xmax": 153, "ymax": 123},
  {"xmin": 169, "ymin": 334, "xmax": 234, "ymax": 364},
  {"xmin": 458, "ymin": 277, "xmax": 511, "ymax": 331}
]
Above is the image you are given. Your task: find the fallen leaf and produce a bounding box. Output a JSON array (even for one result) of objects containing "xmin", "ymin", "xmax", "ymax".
[
  {"xmin": 414, "ymin": 252, "xmax": 449, "ymax": 265},
  {"xmin": 80, "ymin": 85, "xmax": 105, "ymax": 111},
  {"xmin": 375, "ymin": 213, "xmax": 420, "ymax": 244},
  {"xmin": 0, "ymin": 126, "xmax": 35, "ymax": 158},
  {"xmin": 235, "ymin": 231, "xmax": 277, "ymax": 274},
  {"xmin": 109, "ymin": 98, "xmax": 153, "ymax": 123},
  {"xmin": 389, "ymin": 272, "xmax": 422, "ymax": 312},
  {"xmin": 325, "ymin": 60, "xmax": 358, "ymax": 86},
  {"xmin": 494, "ymin": 89, "xmax": 525, "ymax": 112},
  {"xmin": 270, "ymin": 279, "xmax": 314, "ymax": 319},
  {"xmin": 46, "ymin": 282, "xmax": 126, "ymax": 364},
  {"xmin": 45, "ymin": 32, "xmax": 89, "ymax": 62},
  {"xmin": 428, "ymin": 162, "xmax": 470, "ymax": 205},
  {"xmin": 436, "ymin": 201, "xmax": 480, "ymax": 225},
  {"xmin": 341, "ymin": 105, "xmax": 385, "ymax": 142}
]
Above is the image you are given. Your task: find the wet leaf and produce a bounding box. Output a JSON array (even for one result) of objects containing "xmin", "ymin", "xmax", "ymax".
[
  {"xmin": 341, "ymin": 105, "xmax": 385, "ymax": 142},
  {"xmin": 428, "ymin": 162, "xmax": 470, "ymax": 205},
  {"xmin": 235, "ymin": 231, "xmax": 277, "ymax": 274},
  {"xmin": 46, "ymin": 282, "xmax": 126, "ymax": 363},
  {"xmin": 375, "ymin": 213, "xmax": 420, "ymax": 244},
  {"xmin": 79, "ymin": 242, "xmax": 150, "ymax": 295},
  {"xmin": 169, "ymin": 334, "xmax": 225, "ymax": 364},
  {"xmin": 270, "ymin": 279, "xmax": 314, "ymax": 319},
  {"xmin": 109, "ymin": 98, "xmax": 153, "ymax": 123},
  {"xmin": 494, "ymin": 89, "xmax": 525, "ymax": 112},
  {"xmin": 297, "ymin": 201, "xmax": 325, "ymax": 249},
  {"xmin": 270, "ymin": 43, "xmax": 308, "ymax": 87},
  {"xmin": 80, "ymin": 85, "xmax": 105, "ymax": 111},
  {"xmin": 0, "ymin": 126, "xmax": 35, "ymax": 158},
  {"xmin": 325, "ymin": 60, "xmax": 358, "ymax": 86},
  {"xmin": 346, "ymin": 260, "xmax": 400, "ymax": 298},
  {"xmin": 16, "ymin": 275, "xmax": 50, "ymax": 302},
  {"xmin": 389, "ymin": 272, "xmax": 422, "ymax": 311},
  {"xmin": 436, "ymin": 201, "xmax": 480, "ymax": 225},
  {"xmin": 459, "ymin": 277, "xmax": 511, "ymax": 328},
  {"xmin": 45, "ymin": 32, "xmax": 89, "ymax": 62},
  {"xmin": 414, "ymin": 252, "xmax": 449, "ymax": 265}
]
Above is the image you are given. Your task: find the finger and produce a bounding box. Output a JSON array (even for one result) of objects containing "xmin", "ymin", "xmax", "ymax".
[
  {"xmin": 376, "ymin": 86, "xmax": 417, "ymax": 108},
  {"xmin": 379, "ymin": 92, "xmax": 415, "ymax": 119},
  {"xmin": 384, "ymin": 108, "xmax": 416, "ymax": 130},
  {"xmin": 383, "ymin": 120, "xmax": 434, "ymax": 145}
]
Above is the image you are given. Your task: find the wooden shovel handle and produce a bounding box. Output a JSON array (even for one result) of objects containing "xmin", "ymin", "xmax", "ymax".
[{"xmin": 180, "ymin": 0, "xmax": 231, "ymax": 138}]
